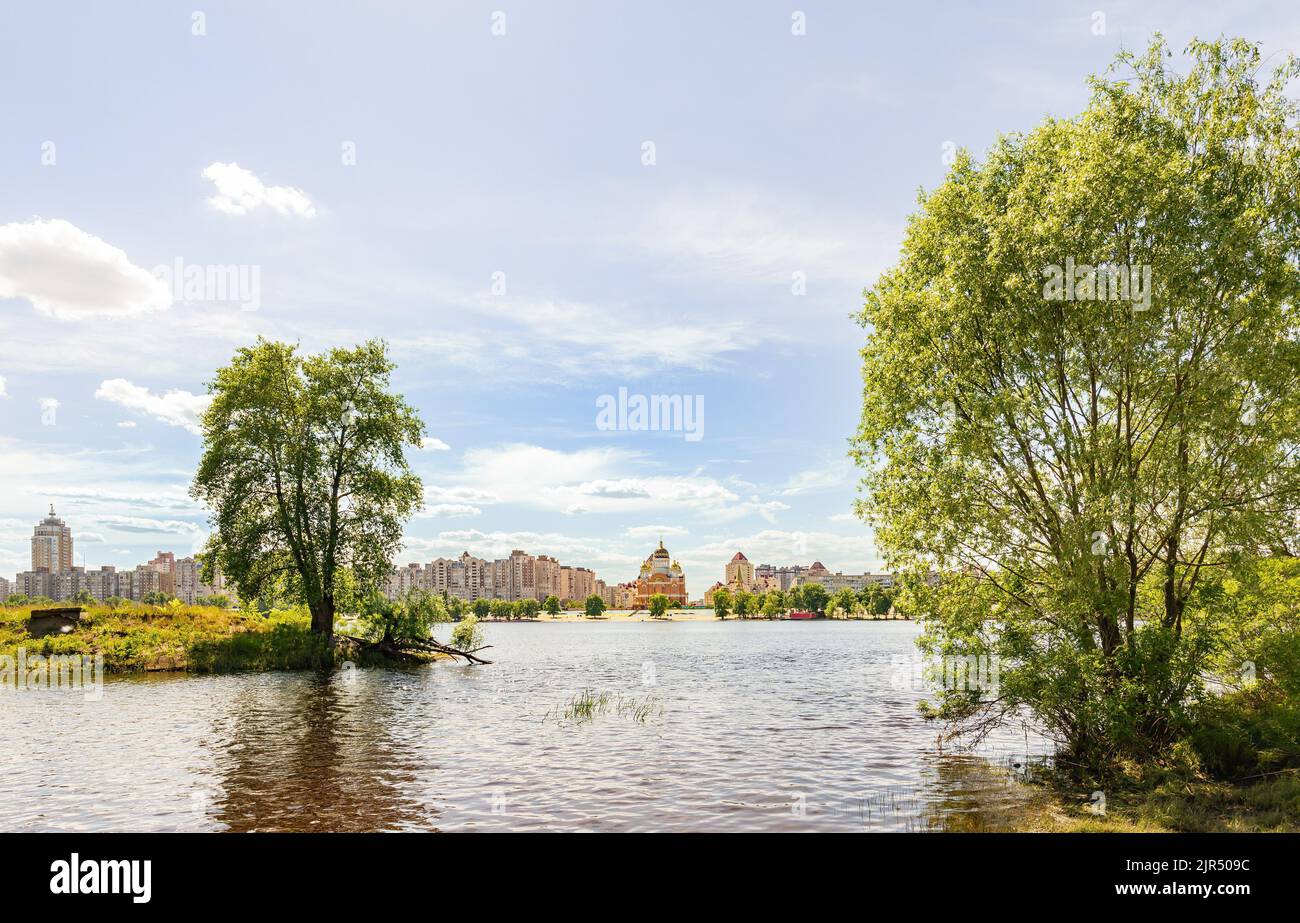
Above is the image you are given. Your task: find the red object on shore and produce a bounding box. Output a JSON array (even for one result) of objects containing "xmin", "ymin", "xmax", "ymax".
[{"xmin": 788, "ymin": 610, "xmax": 816, "ymax": 620}]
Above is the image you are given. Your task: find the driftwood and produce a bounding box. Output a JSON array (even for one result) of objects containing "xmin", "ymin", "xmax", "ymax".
[{"xmin": 337, "ymin": 633, "xmax": 494, "ymax": 665}]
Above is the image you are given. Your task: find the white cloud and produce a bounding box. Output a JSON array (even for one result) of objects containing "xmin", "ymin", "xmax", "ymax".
[
  {"xmin": 202, "ymin": 162, "xmax": 316, "ymax": 218},
  {"xmin": 680, "ymin": 529, "xmax": 882, "ymax": 575},
  {"xmin": 0, "ymin": 375, "xmax": 7, "ymax": 398},
  {"xmin": 440, "ymin": 443, "xmax": 789, "ymax": 522},
  {"xmin": 418, "ymin": 503, "xmax": 482, "ymax": 518},
  {"xmin": 462, "ymin": 294, "xmax": 760, "ymax": 373},
  {"xmin": 0, "ymin": 219, "xmax": 172, "ymax": 320},
  {"xmin": 91, "ymin": 515, "xmax": 204, "ymax": 536},
  {"xmin": 94, "ymin": 379, "xmax": 211, "ymax": 435},
  {"xmin": 634, "ymin": 192, "xmax": 898, "ymax": 289},
  {"xmin": 420, "ymin": 437, "xmax": 450, "ymax": 451},
  {"xmin": 116, "ymin": 420, "xmax": 137, "ymax": 428},
  {"xmin": 781, "ymin": 457, "xmax": 856, "ymax": 496},
  {"xmin": 625, "ymin": 524, "xmax": 690, "ymax": 540}
]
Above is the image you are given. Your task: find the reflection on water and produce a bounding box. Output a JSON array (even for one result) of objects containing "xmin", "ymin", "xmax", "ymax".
[{"xmin": 0, "ymin": 621, "xmax": 1049, "ymax": 832}]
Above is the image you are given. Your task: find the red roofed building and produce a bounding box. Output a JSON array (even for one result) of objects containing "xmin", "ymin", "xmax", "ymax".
[{"xmin": 724, "ymin": 551, "xmax": 755, "ymax": 591}]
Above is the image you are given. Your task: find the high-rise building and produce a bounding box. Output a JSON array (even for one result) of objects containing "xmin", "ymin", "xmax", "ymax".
[
  {"xmin": 724, "ymin": 551, "xmax": 754, "ymax": 590},
  {"xmin": 31, "ymin": 505, "xmax": 73, "ymax": 574},
  {"xmin": 148, "ymin": 551, "xmax": 177, "ymax": 597}
]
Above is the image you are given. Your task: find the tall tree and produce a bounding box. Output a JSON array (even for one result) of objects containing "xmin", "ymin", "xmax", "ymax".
[
  {"xmin": 191, "ymin": 338, "xmax": 425, "ymax": 641},
  {"xmin": 852, "ymin": 38, "xmax": 1300, "ymax": 765}
]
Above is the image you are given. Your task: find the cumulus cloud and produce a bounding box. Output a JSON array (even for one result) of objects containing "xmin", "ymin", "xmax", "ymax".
[
  {"xmin": 94, "ymin": 379, "xmax": 211, "ymax": 435},
  {"xmin": 625, "ymin": 525, "xmax": 689, "ymax": 540},
  {"xmin": 0, "ymin": 375, "xmax": 7, "ymax": 397},
  {"xmin": 202, "ymin": 162, "xmax": 316, "ymax": 217},
  {"xmin": 420, "ymin": 437, "xmax": 450, "ymax": 451},
  {"xmin": 680, "ymin": 529, "xmax": 883, "ymax": 575},
  {"xmin": 443, "ymin": 443, "xmax": 782, "ymax": 520},
  {"xmin": 0, "ymin": 219, "xmax": 172, "ymax": 320},
  {"xmin": 92, "ymin": 515, "xmax": 204, "ymax": 536},
  {"xmin": 418, "ymin": 503, "xmax": 482, "ymax": 518}
]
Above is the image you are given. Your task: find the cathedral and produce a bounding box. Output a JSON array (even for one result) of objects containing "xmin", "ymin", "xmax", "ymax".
[{"xmin": 634, "ymin": 540, "xmax": 687, "ymax": 608}]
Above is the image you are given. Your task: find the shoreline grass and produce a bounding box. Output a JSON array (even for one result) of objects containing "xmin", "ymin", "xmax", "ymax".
[{"xmin": 1, "ymin": 603, "xmax": 334, "ymax": 674}]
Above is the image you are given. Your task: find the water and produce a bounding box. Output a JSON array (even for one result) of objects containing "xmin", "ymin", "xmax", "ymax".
[{"xmin": 0, "ymin": 620, "xmax": 1049, "ymax": 831}]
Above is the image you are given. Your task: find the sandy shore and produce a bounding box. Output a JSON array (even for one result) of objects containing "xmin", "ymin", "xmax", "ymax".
[{"xmin": 479, "ymin": 610, "xmax": 909, "ymax": 623}]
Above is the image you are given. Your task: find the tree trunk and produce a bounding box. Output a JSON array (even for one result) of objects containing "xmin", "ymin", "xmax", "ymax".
[{"xmin": 310, "ymin": 596, "xmax": 335, "ymax": 639}]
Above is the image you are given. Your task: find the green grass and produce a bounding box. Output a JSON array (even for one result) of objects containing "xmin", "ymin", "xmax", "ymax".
[
  {"xmin": 1, "ymin": 603, "xmax": 332, "ymax": 674},
  {"xmin": 548, "ymin": 688, "xmax": 662, "ymax": 724},
  {"xmin": 1002, "ymin": 766, "xmax": 1300, "ymax": 832}
]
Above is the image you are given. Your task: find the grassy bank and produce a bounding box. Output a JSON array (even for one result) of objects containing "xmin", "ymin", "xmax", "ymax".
[
  {"xmin": 1005, "ymin": 773, "xmax": 1300, "ymax": 832},
  {"xmin": 0, "ymin": 603, "xmax": 334, "ymax": 673}
]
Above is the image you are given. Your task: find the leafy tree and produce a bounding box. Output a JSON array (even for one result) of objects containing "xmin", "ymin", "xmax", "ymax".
[
  {"xmin": 584, "ymin": 594, "xmax": 607, "ymax": 618},
  {"xmin": 648, "ymin": 593, "xmax": 670, "ymax": 619},
  {"xmin": 831, "ymin": 588, "xmax": 858, "ymax": 618},
  {"xmin": 733, "ymin": 590, "xmax": 754, "ymax": 618},
  {"xmin": 489, "ymin": 599, "xmax": 512, "ymax": 620},
  {"xmin": 445, "ymin": 594, "xmax": 467, "ymax": 620},
  {"xmin": 357, "ymin": 589, "xmax": 449, "ymax": 645},
  {"xmin": 799, "ymin": 583, "xmax": 829, "ymax": 614},
  {"xmin": 72, "ymin": 589, "xmax": 95, "ymax": 605},
  {"xmin": 519, "ymin": 597, "xmax": 540, "ymax": 619},
  {"xmin": 851, "ymin": 38, "xmax": 1300, "ymax": 768},
  {"xmin": 191, "ymin": 338, "xmax": 424, "ymax": 641},
  {"xmin": 761, "ymin": 591, "xmax": 782, "ymax": 618},
  {"xmin": 5, "ymin": 593, "xmax": 31, "ymax": 607},
  {"xmin": 449, "ymin": 614, "xmax": 485, "ymax": 651},
  {"xmin": 471, "ymin": 597, "xmax": 491, "ymax": 619},
  {"xmin": 543, "ymin": 594, "xmax": 561, "ymax": 617},
  {"xmin": 712, "ymin": 587, "xmax": 732, "ymax": 620}
]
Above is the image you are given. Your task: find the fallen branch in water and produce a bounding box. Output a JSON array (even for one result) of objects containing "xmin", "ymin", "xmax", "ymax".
[{"xmin": 336, "ymin": 633, "xmax": 494, "ymax": 665}]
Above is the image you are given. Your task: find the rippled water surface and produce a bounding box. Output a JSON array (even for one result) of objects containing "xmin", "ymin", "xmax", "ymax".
[{"xmin": 0, "ymin": 620, "xmax": 1047, "ymax": 831}]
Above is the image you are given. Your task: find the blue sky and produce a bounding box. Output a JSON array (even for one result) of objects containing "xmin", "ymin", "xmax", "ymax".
[{"xmin": 1, "ymin": 1, "xmax": 1295, "ymax": 589}]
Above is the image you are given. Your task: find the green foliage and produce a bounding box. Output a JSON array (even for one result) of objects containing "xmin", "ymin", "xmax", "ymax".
[
  {"xmin": 648, "ymin": 593, "xmax": 670, "ymax": 619},
  {"xmin": 852, "ymin": 37, "xmax": 1300, "ymax": 770},
  {"xmin": 798, "ymin": 583, "xmax": 829, "ymax": 614},
  {"xmin": 584, "ymin": 594, "xmax": 607, "ymax": 618},
  {"xmin": 518, "ymin": 597, "xmax": 540, "ymax": 619},
  {"xmin": 471, "ymin": 597, "xmax": 491, "ymax": 619},
  {"xmin": 733, "ymin": 590, "xmax": 755, "ymax": 618},
  {"xmin": 712, "ymin": 587, "xmax": 731, "ymax": 620},
  {"xmin": 449, "ymin": 614, "xmax": 484, "ymax": 651},
  {"xmin": 761, "ymin": 591, "xmax": 783, "ymax": 619},
  {"xmin": 543, "ymin": 594, "xmax": 561, "ymax": 616},
  {"xmin": 0, "ymin": 602, "xmax": 330, "ymax": 673},
  {"xmin": 356, "ymin": 589, "xmax": 449, "ymax": 645},
  {"xmin": 831, "ymin": 588, "xmax": 858, "ymax": 618},
  {"xmin": 191, "ymin": 338, "xmax": 425, "ymax": 636},
  {"xmin": 194, "ymin": 594, "xmax": 232, "ymax": 608}
]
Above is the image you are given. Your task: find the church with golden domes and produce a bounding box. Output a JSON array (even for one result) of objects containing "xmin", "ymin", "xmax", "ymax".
[{"xmin": 634, "ymin": 539, "xmax": 687, "ymax": 608}]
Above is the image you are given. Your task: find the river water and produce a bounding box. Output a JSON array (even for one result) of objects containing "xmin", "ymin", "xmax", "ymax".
[{"xmin": 0, "ymin": 620, "xmax": 1049, "ymax": 831}]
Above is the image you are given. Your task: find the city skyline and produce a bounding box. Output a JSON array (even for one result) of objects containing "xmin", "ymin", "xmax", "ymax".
[{"xmin": 0, "ymin": 502, "xmax": 885, "ymax": 604}]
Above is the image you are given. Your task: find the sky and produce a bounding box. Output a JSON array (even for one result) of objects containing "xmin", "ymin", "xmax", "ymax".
[{"xmin": 1, "ymin": 1, "xmax": 1296, "ymax": 591}]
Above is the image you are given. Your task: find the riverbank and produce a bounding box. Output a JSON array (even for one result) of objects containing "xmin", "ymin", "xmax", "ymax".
[
  {"xmin": 1002, "ymin": 774, "xmax": 1300, "ymax": 832},
  {"xmin": 492, "ymin": 609, "xmax": 911, "ymax": 623},
  {"xmin": 0, "ymin": 603, "xmax": 334, "ymax": 673}
]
